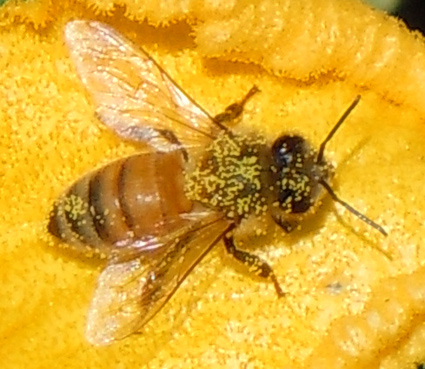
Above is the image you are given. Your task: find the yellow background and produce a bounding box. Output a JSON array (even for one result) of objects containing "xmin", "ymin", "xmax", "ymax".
[{"xmin": 1, "ymin": 0, "xmax": 425, "ymax": 368}]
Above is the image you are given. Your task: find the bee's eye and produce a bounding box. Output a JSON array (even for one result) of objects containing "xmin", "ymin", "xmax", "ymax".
[
  {"xmin": 272, "ymin": 135, "xmax": 305, "ymax": 167},
  {"xmin": 279, "ymin": 188, "xmax": 312, "ymax": 213}
]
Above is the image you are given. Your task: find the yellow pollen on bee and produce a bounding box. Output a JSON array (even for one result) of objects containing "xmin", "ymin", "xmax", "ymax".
[
  {"xmin": 185, "ymin": 132, "xmax": 267, "ymax": 220},
  {"xmin": 62, "ymin": 194, "xmax": 88, "ymax": 220}
]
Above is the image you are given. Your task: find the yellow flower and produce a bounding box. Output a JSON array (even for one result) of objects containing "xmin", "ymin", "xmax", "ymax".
[{"xmin": 1, "ymin": 0, "xmax": 425, "ymax": 368}]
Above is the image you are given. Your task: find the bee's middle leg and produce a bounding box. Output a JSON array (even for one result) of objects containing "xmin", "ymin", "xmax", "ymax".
[
  {"xmin": 223, "ymin": 233, "xmax": 285, "ymax": 297},
  {"xmin": 214, "ymin": 85, "xmax": 260, "ymax": 125}
]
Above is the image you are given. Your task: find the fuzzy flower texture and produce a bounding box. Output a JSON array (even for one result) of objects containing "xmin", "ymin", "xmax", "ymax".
[{"xmin": 1, "ymin": 0, "xmax": 425, "ymax": 368}]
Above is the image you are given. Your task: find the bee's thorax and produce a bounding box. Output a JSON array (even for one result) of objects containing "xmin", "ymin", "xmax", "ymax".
[{"xmin": 185, "ymin": 133, "xmax": 270, "ymax": 222}]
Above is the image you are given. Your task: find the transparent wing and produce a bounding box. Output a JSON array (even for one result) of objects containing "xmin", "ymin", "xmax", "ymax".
[
  {"xmin": 86, "ymin": 213, "xmax": 230, "ymax": 345},
  {"xmin": 65, "ymin": 20, "xmax": 220, "ymax": 152}
]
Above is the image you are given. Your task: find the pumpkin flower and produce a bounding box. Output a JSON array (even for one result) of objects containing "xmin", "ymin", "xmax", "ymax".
[{"xmin": 1, "ymin": 0, "xmax": 425, "ymax": 368}]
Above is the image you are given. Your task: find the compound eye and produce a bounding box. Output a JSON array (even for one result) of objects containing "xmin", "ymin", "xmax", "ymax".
[
  {"xmin": 279, "ymin": 188, "xmax": 312, "ymax": 213},
  {"xmin": 272, "ymin": 135, "xmax": 306, "ymax": 167}
]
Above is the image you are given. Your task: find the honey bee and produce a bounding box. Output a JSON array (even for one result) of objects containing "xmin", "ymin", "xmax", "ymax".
[{"xmin": 48, "ymin": 20, "xmax": 387, "ymax": 346}]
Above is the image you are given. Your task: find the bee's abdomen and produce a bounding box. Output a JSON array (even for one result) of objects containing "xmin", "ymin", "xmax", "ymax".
[{"xmin": 48, "ymin": 152, "xmax": 192, "ymax": 255}]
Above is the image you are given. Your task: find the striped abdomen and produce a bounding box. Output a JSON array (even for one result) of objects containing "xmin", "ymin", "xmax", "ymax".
[{"xmin": 48, "ymin": 151, "xmax": 193, "ymax": 255}]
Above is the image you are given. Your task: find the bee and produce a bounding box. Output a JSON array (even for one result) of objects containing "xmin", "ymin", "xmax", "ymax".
[{"xmin": 48, "ymin": 20, "xmax": 387, "ymax": 346}]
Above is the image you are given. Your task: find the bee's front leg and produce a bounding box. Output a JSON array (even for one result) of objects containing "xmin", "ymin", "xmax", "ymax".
[
  {"xmin": 214, "ymin": 85, "xmax": 260, "ymax": 125},
  {"xmin": 271, "ymin": 213, "xmax": 299, "ymax": 233},
  {"xmin": 158, "ymin": 129, "xmax": 189, "ymax": 161},
  {"xmin": 223, "ymin": 233, "xmax": 285, "ymax": 297}
]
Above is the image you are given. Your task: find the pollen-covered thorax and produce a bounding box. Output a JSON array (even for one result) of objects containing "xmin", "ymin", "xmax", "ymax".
[{"xmin": 185, "ymin": 132, "xmax": 269, "ymax": 221}]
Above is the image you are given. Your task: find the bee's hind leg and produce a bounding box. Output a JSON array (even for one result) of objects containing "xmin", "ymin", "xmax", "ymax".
[
  {"xmin": 223, "ymin": 233, "xmax": 285, "ymax": 297},
  {"xmin": 214, "ymin": 85, "xmax": 260, "ymax": 125}
]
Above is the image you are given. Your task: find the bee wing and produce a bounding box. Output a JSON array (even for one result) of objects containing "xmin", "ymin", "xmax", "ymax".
[
  {"xmin": 86, "ymin": 213, "xmax": 230, "ymax": 346},
  {"xmin": 65, "ymin": 20, "xmax": 220, "ymax": 152}
]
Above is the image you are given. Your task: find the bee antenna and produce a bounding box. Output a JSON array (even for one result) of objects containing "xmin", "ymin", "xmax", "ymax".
[
  {"xmin": 319, "ymin": 179, "xmax": 387, "ymax": 236},
  {"xmin": 316, "ymin": 95, "xmax": 361, "ymax": 163},
  {"xmin": 242, "ymin": 85, "xmax": 260, "ymax": 104}
]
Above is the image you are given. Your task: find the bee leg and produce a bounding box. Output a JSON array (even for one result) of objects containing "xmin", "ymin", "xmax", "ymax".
[
  {"xmin": 223, "ymin": 233, "xmax": 285, "ymax": 297},
  {"xmin": 214, "ymin": 85, "xmax": 260, "ymax": 124},
  {"xmin": 158, "ymin": 129, "xmax": 189, "ymax": 161},
  {"xmin": 272, "ymin": 214, "xmax": 299, "ymax": 233}
]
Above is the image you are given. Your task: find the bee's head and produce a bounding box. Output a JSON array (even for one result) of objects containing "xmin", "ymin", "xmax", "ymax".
[
  {"xmin": 270, "ymin": 134, "xmax": 332, "ymax": 215},
  {"xmin": 267, "ymin": 96, "xmax": 387, "ymax": 237}
]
